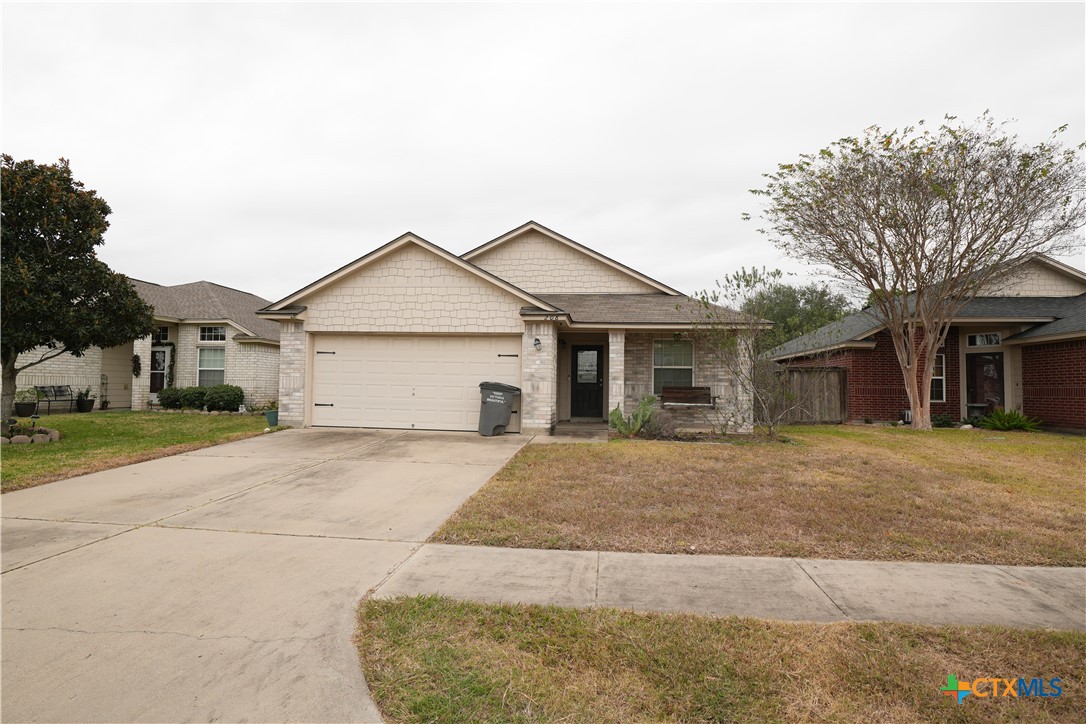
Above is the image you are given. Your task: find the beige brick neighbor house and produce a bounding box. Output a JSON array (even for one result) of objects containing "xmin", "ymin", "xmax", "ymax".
[
  {"xmin": 258, "ymin": 221, "xmax": 753, "ymax": 434},
  {"xmin": 17, "ymin": 280, "xmax": 280, "ymax": 409}
]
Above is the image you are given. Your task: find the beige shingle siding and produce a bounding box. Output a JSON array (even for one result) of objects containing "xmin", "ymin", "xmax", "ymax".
[
  {"xmin": 471, "ymin": 229, "xmax": 660, "ymax": 294},
  {"xmin": 302, "ymin": 244, "xmax": 525, "ymax": 333},
  {"xmin": 980, "ymin": 260, "xmax": 1086, "ymax": 297}
]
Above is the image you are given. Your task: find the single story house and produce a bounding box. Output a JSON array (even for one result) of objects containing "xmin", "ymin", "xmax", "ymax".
[
  {"xmin": 768, "ymin": 257, "xmax": 1086, "ymax": 428},
  {"xmin": 16, "ymin": 279, "xmax": 280, "ymax": 409},
  {"xmin": 257, "ymin": 221, "xmax": 753, "ymax": 434}
]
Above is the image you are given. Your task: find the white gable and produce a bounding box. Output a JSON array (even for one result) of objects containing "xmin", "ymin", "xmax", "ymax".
[
  {"xmin": 302, "ymin": 243, "xmax": 526, "ymax": 333},
  {"xmin": 470, "ymin": 228, "xmax": 663, "ymax": 294},
  {"xmin": 980, "ymin": 259, "xmax": 1086, "ymax": 297}
]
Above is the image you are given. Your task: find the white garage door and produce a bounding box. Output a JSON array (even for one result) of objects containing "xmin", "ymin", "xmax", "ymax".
[{"xmin": 310, "ymin": 335, "xmax": 522, "ymax": 431}]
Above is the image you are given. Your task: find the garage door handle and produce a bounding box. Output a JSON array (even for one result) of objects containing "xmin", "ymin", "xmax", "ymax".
[
  {"xmin": 316, "ymin": 351, "xmax": 335, "ymax": 355},
  {"xmin": 497, "ymin": 354, "xmax": 519, "ymax": 358},
  {"xmin": 314, "ymin": 403, "xmax": 334, "ymax": 407}
]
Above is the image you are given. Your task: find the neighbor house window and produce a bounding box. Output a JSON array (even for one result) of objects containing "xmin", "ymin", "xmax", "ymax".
[
  {"xmin": 653, "ymin": 340, "xmax": 693, "ymax": 394},
  {"xmin": 930, "ymin": 354, "xmax": 945, "ymax": 403},
  {"xmin": 967, "ymin": 333, "xmax": 1001, "ymax": 347},
  {"xmin": 151, "ymin": 326, "xmax": 169, "ymax": 344},
  {"xmin": 200, "ymin": 325, "xmax": 227, "ymax": 342},
  {"xmin": 198, "ymin": 347, "xmax": 226, "ymax": 387}
]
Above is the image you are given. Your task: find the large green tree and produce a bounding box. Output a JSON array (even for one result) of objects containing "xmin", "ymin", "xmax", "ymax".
[
  {"xmin": 751, "ymin": 114, "xmax": 1085, "ymax": 430},
  {"xmin": 1, "ymin": 155, "xmax": 154, "ymax": 420},
  {"xmin": 741, "ymin": 280, "xmax": 852, "ymax": 351}
]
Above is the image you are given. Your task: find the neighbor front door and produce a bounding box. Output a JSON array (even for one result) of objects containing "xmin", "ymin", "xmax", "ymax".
[
  {"xmin": 966, "ymin": 352, "xmax": 1004, "ymax": 415},
  {"xmin": 571, "ymin": 345, "xmax": 604, "ymax": 418},
  {"xmin": 150, "ymin": 346, "xmax": 171, "ymax": 399}
]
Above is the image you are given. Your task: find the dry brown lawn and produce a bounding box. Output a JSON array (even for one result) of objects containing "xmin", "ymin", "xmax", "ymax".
[
  {"xmin": 433, "ymin": 425, "xmax": 1086, "ymax": 565},
  {"xmin": 358, "ymin": 595, "xmax": 1085, "ymax": 723}
]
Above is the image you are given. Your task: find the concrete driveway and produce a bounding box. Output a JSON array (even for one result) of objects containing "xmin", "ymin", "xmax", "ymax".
[{"xmin": 1, "ymin": 428, "xmax": 527, "ymax": 723}]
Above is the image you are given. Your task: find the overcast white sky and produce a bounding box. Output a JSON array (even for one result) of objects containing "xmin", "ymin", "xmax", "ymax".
[{"xmin": 4, "ymin": 2, "xmax": 1084, "ymax": 303}]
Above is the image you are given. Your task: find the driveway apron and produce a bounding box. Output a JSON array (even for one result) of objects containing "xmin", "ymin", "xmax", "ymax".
[{"xmin": 1, "ymin": 428, "xmax": 527, "ymax": 723}]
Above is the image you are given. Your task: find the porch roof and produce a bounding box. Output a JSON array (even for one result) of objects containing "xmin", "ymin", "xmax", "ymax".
[{"xmin": 529, "ymin": 293, "xmax": 746, "ymax": 326}]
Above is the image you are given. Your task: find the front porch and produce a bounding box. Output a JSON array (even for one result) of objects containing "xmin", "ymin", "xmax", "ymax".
[{"xmin": 519, "ymin": 326, "xmax": 750, "ymax": 435}]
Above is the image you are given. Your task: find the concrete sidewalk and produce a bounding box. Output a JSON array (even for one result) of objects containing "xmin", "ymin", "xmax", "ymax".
[{"xmin": 372, "ymin": 544, "xmax": 1086, "ymax": 630}]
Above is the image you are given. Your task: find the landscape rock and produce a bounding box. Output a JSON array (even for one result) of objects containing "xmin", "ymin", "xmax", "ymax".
[
  {"xmin": 0, "ymin": 437, "xmax": 8, "ymax": 445},
  {"xmin": 31, "ymin": 434, "xmax": 50, "ymax": 444},
  {"xmin": 960, "ymin": 424, "xmax": 973, "ymax": 430},
  {"xmin": 49, "ymin": 430, "xmax": 61, "ymax": 441},
  {"xmin": 11, "ymin": 435, "xmax": 31, "ymax": 444}
]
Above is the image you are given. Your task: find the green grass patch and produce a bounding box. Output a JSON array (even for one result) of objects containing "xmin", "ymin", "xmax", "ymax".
[
  {"xmin": 2, "ymin": 411, "xmax": 267, "ymax": 492},
  {"xmin": 358, "ymin": 595, "xmax": 1085, "ymax": 723}
]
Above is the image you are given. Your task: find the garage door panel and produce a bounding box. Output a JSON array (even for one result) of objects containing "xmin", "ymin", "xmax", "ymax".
[{"xmin": 310, "ymin": 335, "xmax": 521, "ymax": 431}]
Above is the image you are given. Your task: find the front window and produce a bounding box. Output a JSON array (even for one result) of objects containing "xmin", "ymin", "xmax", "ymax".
[
  {"xmin": 198, "ymin": 347, "xmax": 226, "ymax": 387},
  {"xmin": 653, "ymin": 340, "xmax": 693, "ymax": 394},
  {"xmin": 200, "ymin": 326, "xmax": 227, "ymax": 342},
  {"xmin": 151, "ymin": 326, "xmax": 169, "ymax": 344},
  {"xmin": 930, "ymin": 354, "xmax": 945, "ymax": 403}
]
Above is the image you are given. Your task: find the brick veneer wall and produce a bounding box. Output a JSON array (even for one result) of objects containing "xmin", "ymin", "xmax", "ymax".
[
  {"xmin": 520, "ymin": 322, "xmax": 558, "ymax": 433},
  {"xmin": 1021, "ymin": 339, "xmax": 1086, "ymax": 429},
  {"xmin": 623, "ymin": 332, "xmax": 751, "ymax": 433},
  {"xmin": 232, "ymin": 343, "xmax": 280, "ymax": 407},
  {"xmin": 787, "ymin": 329, "xmax": 960, "ymax": 422},
  {"xmin": 278, "ymin": 321, "xmax": 306, "ymax": 427},
  {"xmin": 14, "ymin": 346, "xmax": 104, "ymax": 400}
]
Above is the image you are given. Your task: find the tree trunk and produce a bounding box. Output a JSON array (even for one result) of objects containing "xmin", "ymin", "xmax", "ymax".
[{"xmin": 2, "ymin": 355, "xmax": 18, "ymax": 423}]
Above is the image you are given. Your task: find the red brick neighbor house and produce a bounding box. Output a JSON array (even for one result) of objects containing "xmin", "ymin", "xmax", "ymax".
[{"xmin": 768, "ymin": 257, "xmax": 1086, "ymax": 429}]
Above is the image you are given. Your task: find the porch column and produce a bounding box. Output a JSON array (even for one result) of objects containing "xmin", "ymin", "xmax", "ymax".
[
  {"xmin": 608, "ymin": 329, "xmax": 626, "ymax": 416},
  {"xmin": 521, "ymin": 322, "xmax": 557, "ymax": 434},
  {"xmin": 131, "ymin": 335, "xmax": 152, "ymax": 410}
]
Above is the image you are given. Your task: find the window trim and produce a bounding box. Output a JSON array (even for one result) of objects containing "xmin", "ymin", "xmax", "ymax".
[
  {"xmin": 966, "ymin": 332, "xmax": 1001, "ymax": 347},
  {"xmin": 151, "ymin": 326, "xmax": 170, "ymax": 344},
  {"xmin": 197, "ymin": 347, "xmax": 226, "ymax": 387},
  {"xmin": 930, "ymin": 353, "xmax": 946, "ymax": 403},
  {"xmin": 652, "ymin": 339, "xmax": 694, "ymax": 395},
  {"xmin": 199, "ymin": 325, "xmax": 227, "ymax": 342}
]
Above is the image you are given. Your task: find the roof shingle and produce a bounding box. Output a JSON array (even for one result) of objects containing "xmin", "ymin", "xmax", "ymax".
[{"xmin": 128, "ymin": 279, "xmax": 279, "ymax": 341}]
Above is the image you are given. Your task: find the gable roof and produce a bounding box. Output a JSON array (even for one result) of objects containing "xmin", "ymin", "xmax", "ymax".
[
  {"xmin": 769, "ymin": 294, "xmax": 1086, "ymax": 360},
  {"xmin": 461, "ymin": 221, "xmax": 682, "ymax": 295},
  {"xmin": 533, "ymin": 293, "xmax": 748, "ymax": 327},
  {"xmin": 260, "ymin": 232, "xmax": 558, "ymax": 313},
  {"xmin": 128, "ymin": 279, "xmax": 279, "ymax": 341}
]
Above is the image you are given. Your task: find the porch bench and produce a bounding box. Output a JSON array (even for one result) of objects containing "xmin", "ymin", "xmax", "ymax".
[
  {"xmin": 660, "ymin": 386, "xmax": 715, "ymax": 408},
  {"xmin": 34, "ymin": 385, "xmax": 77, "ymax": 414}
]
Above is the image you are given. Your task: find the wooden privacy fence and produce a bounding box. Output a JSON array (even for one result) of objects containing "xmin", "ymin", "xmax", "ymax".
[{"xmin": 771, "ymin": 367, "xmax": 847, "ymax": 424}]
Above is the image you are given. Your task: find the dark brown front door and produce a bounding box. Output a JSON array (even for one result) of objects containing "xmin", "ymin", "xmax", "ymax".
[
  {"xmin": 571, "ymin": 345, "xmax": 604, "ymax": 418},
  {"xmin": 966, "ymin": 352, "xmax": 1004, "ymax": 414}
]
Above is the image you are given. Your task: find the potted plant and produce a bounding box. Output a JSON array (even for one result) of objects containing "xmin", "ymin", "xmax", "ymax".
[
  {"xmin": 264, "ymin": 401, "xmax": 278, "ymax": 427},
  {"xmin": 75, "ymin": 388, "xmax": 96, "ymax": 413},
  {"xmin": 14, "ymin": 388, "xmax": 39, "ymax": 417}
]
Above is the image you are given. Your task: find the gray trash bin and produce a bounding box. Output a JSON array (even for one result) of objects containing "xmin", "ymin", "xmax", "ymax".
[{"xmin": 478, "ymin": 382, "xmax": 521, "ymax": 436}]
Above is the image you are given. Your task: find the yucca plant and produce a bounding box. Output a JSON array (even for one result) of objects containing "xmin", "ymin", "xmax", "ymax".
[{"xmin": 979, "ymin": 409, "xmax": 1042, "ymax": 432}]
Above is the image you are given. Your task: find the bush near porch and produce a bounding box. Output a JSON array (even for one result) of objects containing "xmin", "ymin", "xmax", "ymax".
[
  {"xmin": 1, "ymin": 411, "xmax": 267, "ymax": 492},
  {"xmin": 433, "ymin": 426, "xmax": 1086, "ymax": 566}
]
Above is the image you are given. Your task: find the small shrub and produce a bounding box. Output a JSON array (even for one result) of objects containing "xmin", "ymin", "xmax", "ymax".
[
  {"xmin": 963, "ymin": 415, "xmax": 984, "ymax": 427},
  {"xmin": 178, "ymin": 386, "xmax": 208, "ymax": 410},
  {"xmin": 640, "ymin": 407, "xmax": 679, "ymax": 440},
  {"xmin": 157, "ymin": 387, "xmax": 183, "ymax": 409},
  {"xmin": 609, "ymin": 395, "xmax": 656, "ymax": 437},
  {"xmin": 863, "ymin": 417, "xmax": 873, "ymax": 425},
  {"xmin": 931, "ymin": 413, "xmax": 957, "ymax": 428},
  {"xmin": 979, "ymin": 409, "xmax": 1042, "ymax": 432},
  {"xmin": 204, "ymin": 384, "xmax": 244, "ymax": 412}
]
